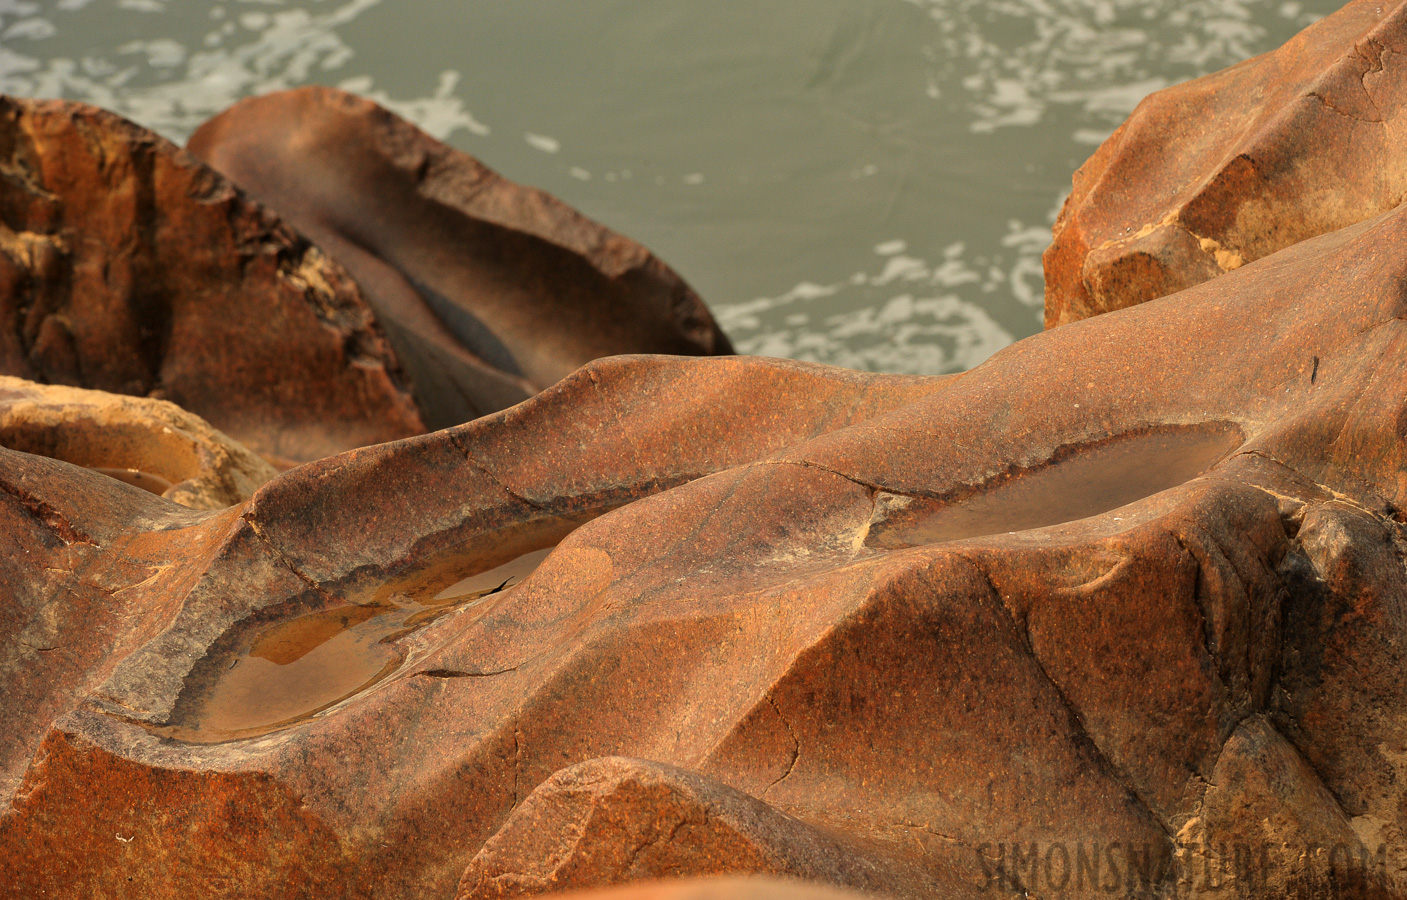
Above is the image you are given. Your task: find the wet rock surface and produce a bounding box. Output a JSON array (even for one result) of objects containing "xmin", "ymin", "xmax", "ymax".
[
  {"xmin": 1043, "ymin": 0, "xmax": 1407, "ymax": 326},
  {"xmin": 188, "ymin": 86, "xmax": 732, "ymax": 429},
  {"xmin": 3, "ymin": 185, "xmax": 1407, "ymax": 898}
]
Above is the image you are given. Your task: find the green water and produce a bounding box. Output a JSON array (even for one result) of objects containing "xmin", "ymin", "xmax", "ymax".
[{"xmin": 0, "ymin": 0, "xmax": 1344, "ymax": 373}]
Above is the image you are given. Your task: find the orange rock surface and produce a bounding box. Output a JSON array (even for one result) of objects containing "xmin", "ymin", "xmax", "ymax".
[
  {"xmin": 3, "ymin": 192, "xmax": 1406, "ymax": 898},
  {"xmin": 529, "ymin": 877, "xmax": 878, "ymax": 900},
  {"xmin": 1043, "ymin": 0, "xmax": 1407, "ymax": 326},
  {"xmin": 8, "ymin": 6, "xmax": 1407, "ymax": 898},
  {"xmin": 0, "ymin": 375, "xmax": 276, "ymax": 509}
]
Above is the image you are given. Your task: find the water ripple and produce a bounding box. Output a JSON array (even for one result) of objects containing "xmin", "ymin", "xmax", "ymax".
[
  {"xmin": 0, "ymin": 0, "xmax": 484, "ymax": 141},
  {"xmin": 0, "ymin": 0, "xmax": 1345, "ymax": 376}
]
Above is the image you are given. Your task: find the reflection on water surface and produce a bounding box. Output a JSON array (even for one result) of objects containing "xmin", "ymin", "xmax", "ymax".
[
  {"xmin": 869, "ymin": 423, "xmax": 1245, "ymax": 548},
  {"xmin": 157, "ymin": 546, "xmax": 552, "ymax": 743},
  {"xmin": 0, "ymin": 0, "xmax": 1341, "ymax": 373}
]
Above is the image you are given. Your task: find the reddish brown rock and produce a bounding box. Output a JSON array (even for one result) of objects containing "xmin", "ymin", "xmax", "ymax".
[
  {"xmin": 1043, "ymin": 0, "xmax": 1407, "ymax": 327},
  {"xmin": 0, "ymin": 91, "xmax": 730, "ymax": 463},
  {"xmin": 0, "ymin": 95, "xmax": 426, "ymax": 464},
  {"xmin": 532, "ymin": 877, "xmax": 880, "ymax": 900},
  {"xmin": 0, "ymin": 376, "xmax": 275, "ymax": 509},
  {"xmin": 0, "ymin": 355, "xmax": 935, "ymax": 900},
  {"xmin": 187, "ymin": 87, "xmax": 733, "ymax": 429},
  {"xmin": 457, "ymin": 758, "xmax": 951, "ymax": 899},
  {"xmin": 4, "ymin": 183, "xmax": 1407, "ymax": 899}
]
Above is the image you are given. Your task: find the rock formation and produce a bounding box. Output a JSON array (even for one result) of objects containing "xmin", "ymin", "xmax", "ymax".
[
  {"xmin": 527, "ymin": 877, "xmax": 877, "ymax": 900},
  {"xmin": 0, "ymin": 92, "xmax": 731, "ymax": 463},
  {"xmin": 0, "ymin": 375, "xmax": 275, "ymax": 509},
  {"xmin": 4, "ymin": 183, "xmax": 1407, "ymax": 898},
  {"xmin": 5, "ymin": 3, "xmax": 1407, "ymax": 897},
  {"xmin": 0, "ymin": 96, "xmax": 426, "ymax": 465},
  {"xmin": 1043, "ymin": 0, "xmax": 1407, "ymax": 326},
  {"xmin": 187, "ymin": 87, "xmax": 733, "ymax": 429}
]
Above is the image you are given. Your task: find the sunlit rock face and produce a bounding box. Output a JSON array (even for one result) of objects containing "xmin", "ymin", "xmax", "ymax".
[
  {"xmin": 3, "ymin": 187, "xmax": 1406, "ymax": 898},
  {"xmin": 0, "ymin": 376, "xmax": 276, "ymax": 510},
  {"xmin": 1043, "ymin": 0, "xmax": 1407, "ymax": 327},
  {"xmin": 187, "ymin": 87, "xmax": 733, "ymax": 430},
  {"xmin": 525, "ymin": 878, "xmax": 876, "ymax": 900},
  {"xmin": 0, "ymin": 96, "xmax": 427, "ymax": 466}
]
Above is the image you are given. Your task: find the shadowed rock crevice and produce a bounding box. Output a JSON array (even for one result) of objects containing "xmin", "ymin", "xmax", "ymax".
[
  {"xmin": 760, "ymin": 695, "xmax": 799, "ymax": 796},
  {"xmin": 0, "ymin": 472, "xmax": 94, "ymax": 546},
  {"xmin": 187, "ymin": 87, "xmax": 732, "ymax": 429},
  {"xmin": 417, "ymin": 667, "xmax": 520, "ymax": 679}
]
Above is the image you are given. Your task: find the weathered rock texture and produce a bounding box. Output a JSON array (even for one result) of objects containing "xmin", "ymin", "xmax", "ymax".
[
  {"xmin": 0, "ymin": 375, "xmax": 275, "ymax": 509},
  {"xmin": 0, "ymin": 96, "xmax": 427, "ymax": 464},
  {"xmin": 0, "ymin": 92, "xmax": 731, "ymax": 464},
  {"xmin": 4, "ymin": 181, "xmax": 1407, "ymax": 899},
  {"xmin": 187, "ymin": 87, "xmax": 733, "ymax": 429},
  {"xmin": 535, "ymin": 877, "xmax": 878, "ymax": 900},
  {"xmin": 1043, "ymin": 0, "xmax": 1407, "ymax": 327}
]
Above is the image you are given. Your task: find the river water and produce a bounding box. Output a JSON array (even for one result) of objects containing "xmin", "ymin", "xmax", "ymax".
[{"xmin": 0, "ymin": 0, "xmax": 1342, "ymax": 374}]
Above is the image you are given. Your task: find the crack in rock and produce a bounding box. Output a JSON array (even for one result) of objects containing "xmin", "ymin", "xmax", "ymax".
[
  {"xmin": 415, "ymin": 666, "xmax": 518, "ymax": 679},
  {"xmin": 763, "ymin": 694, "xmax": 800, "ymax": 795}
]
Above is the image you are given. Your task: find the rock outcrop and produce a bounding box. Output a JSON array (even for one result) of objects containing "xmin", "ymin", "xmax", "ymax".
[
  {"xmin": 0, "ymin": 92, "xmax": 733, "ymax": 464},
  {"xmin": 1043, "ymin": 0, "xmax": 1407, "ymax": 326},
  {"xmin": 527, "ymin": 877, "xmax": 879, "ymax": 900},
  {"xmin": 4, "ymin": 182, "xmax": 1407, "ymax": 899},
  {"xmin": 0, "ymin": 96, "xmax": 426, "ymax": 465},
  {"xmin": 0, "ymin": 375, "xmax": 275, "ymax": 509},
  {"xmin": 7, "ymin": 4, "xmax": 1407, "ymax": 897},
  {"xmin": 187, "ymin": 87, "xmax": 733, "ymax": 429}
]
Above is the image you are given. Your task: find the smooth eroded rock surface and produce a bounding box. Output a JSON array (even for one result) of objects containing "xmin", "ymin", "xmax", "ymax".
[
  {"xmin": 0, "ymin": 95, "xmax": 426, "ymax": 464},
  {"xmin": 524, "ymin": 876, "xmax": 882, "ymax": 900},
  {"xmin": 187, "ymin": 86, "xmax": 733, "ymax": 429},
  {"xmin": 0, "ymin": 375, "xmax": 276, "ymax": 509},
  {"xmin": 1043, "ymin": 0, "xmax": 1407, "ymax": 326},
  {"xmin": 3, "ymin": 185, "xmax": 1407, "ymax": 898}
]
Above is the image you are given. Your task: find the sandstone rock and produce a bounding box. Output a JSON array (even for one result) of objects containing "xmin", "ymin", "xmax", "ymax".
[
  {"xmin": 456, "ymin": 757, "xmax": 949, "ymax": 899},
  {"xmin": 1043, "ymin": 0, "xmax": 1407, "ymax": 327},
  {"xmin": 0, "ymin": 91, "xmax": 735, "ymax": 461},
  {"xmin": 532, "ymin": 877, "xmax": 881, "ymax": 900},
  {"xmin": 187, "ymin": 87, "xmax": 733, "ymax": 430},
  {"xmin": 0, "ymin": 96, "xmax": 426, "ymax": 464},
  {"xmin": 0, "ymin": 354, "xmax": 935, "ymax": 900},
  {"xmin": 4, "ymin": 185, "xmax": 1407, "ymax": 899},
  {"xmin": 0, "ymin": 375, "xmax": 276, "ymax": 509}
]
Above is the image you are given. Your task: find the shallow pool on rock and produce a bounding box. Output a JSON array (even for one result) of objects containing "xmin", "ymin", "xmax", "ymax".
[
  {"xmin": 158, "ymin": 547, "xmax": 554, "ymax": 743},
  {"xmin": 870, "ymin": 423, "xmax": 1245, "ymax": 548},
  {"xmin": 89, "ymin": 466, "xmax": 175, "ymax": 495}
]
